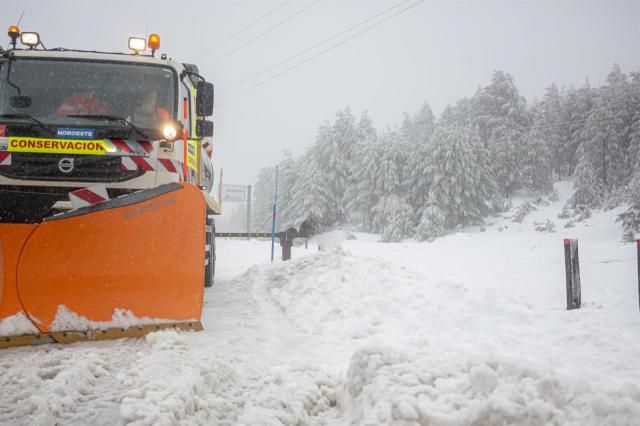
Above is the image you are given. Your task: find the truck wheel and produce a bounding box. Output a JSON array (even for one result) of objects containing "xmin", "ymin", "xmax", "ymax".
[{"xmin": 205, "ymin": 212, "xmax": 216, "ymax": 288}]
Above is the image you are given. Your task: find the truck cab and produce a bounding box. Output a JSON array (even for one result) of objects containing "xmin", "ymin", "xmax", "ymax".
[{"xmin": 0, "ymin": 32, "xmax": 217, "ymax": 222}]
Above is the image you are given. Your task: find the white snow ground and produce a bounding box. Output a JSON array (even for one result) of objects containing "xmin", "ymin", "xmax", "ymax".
[{"xmin": 1, "ymin": 181, "xmax": 640, "ymax": 425}]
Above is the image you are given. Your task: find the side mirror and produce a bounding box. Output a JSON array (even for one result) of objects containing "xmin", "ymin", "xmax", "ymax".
[
  {"xmin": 196, "ymin": 119, "xmax": 213, "ymax": 137},
  {"xmin": 196, "ymin": 81, "xmax": 214, "ymax": 116},
  {"xmin": 10, "ymin": 95, "xmax": 32, "ymax": 108}
]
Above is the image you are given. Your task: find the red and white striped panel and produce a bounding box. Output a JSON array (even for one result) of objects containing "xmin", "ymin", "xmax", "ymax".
[
  {"xmin": 69, "ymin": 185, "xmax": 110, "ymax": 209},
  {"xmin": 157, "ymin": 158, "xmax": 181, "ymax": 174},
  {"xmin": 120, "ymin": 157, "xmax": 183, "ymax": 176},
  {"xmin": 0, "ymin": 152, "xmax": 10, "ymax": 166},
  {"xmin": 104, "ymin": 139, "xmax": 155, "ymax": 156},
  {"xmin": 120, "ymin": 156, "xmax": 156, "ymax": 172}
]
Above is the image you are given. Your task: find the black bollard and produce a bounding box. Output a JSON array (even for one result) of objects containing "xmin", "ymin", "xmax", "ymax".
[{"xmin": 564, "ymin": 239, "xmax": 581, "ymax": 310}]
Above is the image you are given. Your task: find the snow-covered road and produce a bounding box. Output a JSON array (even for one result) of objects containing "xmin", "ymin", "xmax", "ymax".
[{"xmin": 2, "ymin": 182, "xmax": 640, "ymax": 425}]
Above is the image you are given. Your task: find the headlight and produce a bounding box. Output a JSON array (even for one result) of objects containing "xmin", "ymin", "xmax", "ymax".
[{"xmin": 162, "ymin": 123, "xmax": 178, "ymax": 140}]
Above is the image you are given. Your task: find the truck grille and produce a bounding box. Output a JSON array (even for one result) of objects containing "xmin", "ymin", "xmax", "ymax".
[{"xmin": 0, "ymin": 153, "xmax": 144, "ymax": 182}]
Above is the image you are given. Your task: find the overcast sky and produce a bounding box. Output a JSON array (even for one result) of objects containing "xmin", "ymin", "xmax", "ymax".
[{"xmin": 5, "ymin": 0, "xmax": 640, "ymax": 185}]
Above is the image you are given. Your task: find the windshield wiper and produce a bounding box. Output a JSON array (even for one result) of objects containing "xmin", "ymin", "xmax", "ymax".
[
  {"xmin": 66, "ymin": 114, "xmax": 151, "ymax": 140},
  {"xmin": 0, "ymin": 113, "xmax": 50, "ymax": 133}
]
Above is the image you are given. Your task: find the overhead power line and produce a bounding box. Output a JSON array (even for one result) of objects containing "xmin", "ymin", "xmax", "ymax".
[
  {"xmin": 218, "ymin": 0, "xmax": 425, "ymax": 106},
  {"xmin": 201, "ymin": 0, "xmax": 322, "ymax": 69},
  {"xmin": 190, "ymin": 0, "xmax": 292, "ymax": 63},
  {"xmin": 216, "ymin": 0, "xmax": 414, "ymax": 95}
]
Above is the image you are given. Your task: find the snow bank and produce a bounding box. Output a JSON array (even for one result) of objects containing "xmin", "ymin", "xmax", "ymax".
[
  {"xmin": 240, "ymin": 244, "xmax": 640, "ymax": 424},
  {"xmin": 120, "ymin": 330, "xmax": 337, "ymax": 425},
  {"xmin": 0, "ymin": 312, "xmax": 39, "ymax": 336},
  {"xmin": 340, "ymin": 346, "xmax": 640, "ymax": 425}
]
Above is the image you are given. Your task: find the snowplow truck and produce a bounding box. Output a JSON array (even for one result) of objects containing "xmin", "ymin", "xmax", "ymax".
[{"xmin": 0, "ymin": 28, "xmax": 220, "ymax": 348}]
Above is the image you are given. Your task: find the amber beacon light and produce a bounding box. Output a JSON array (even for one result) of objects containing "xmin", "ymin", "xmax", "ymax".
[
  {"xmin": 148, "ymin": 33, "xmax": 160, "ymax": 56},
  {"xmin": 7, "ymin": 25, "xmax": 19, "ymax": 47}
]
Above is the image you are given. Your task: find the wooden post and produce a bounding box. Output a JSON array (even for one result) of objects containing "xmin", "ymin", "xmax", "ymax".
[{"xmin": 564, "ymin": 239, "xmax": 581, "ymax": 310}]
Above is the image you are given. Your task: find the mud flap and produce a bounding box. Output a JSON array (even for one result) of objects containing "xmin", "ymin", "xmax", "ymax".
[{"xmin": 0, "ymin": 182, "xmax": 206, "ymax": 337}]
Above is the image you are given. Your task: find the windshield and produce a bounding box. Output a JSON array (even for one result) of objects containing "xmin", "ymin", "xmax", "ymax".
[{"xmin": 0, "ymin": 58, "xmax": 176, "ymax": 130}]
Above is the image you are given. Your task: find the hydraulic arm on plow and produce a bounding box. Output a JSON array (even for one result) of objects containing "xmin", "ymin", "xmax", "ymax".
[{"xmin": 0, "ymin": 29, "xmax": 220, "ymax": 348}]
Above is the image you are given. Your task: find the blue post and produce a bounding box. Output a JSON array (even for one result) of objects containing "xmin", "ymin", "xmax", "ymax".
[{"xmin": 270, "ymin": 165, "xmax": 279, "ymax": 262}]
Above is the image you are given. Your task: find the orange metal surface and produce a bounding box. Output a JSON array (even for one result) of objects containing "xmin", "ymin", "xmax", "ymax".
[
  {"xmin": 0, "ymin": 183, "xmax": 206, "ymax": 334},
  {"xmin": 0, "ymin": 224, "xmax": 37, "ymax": 323}
]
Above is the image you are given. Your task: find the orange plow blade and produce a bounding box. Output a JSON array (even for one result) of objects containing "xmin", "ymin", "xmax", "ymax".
[{"xmin": 0, "ymin": 183, "xmax": 205, "ymax": 348}]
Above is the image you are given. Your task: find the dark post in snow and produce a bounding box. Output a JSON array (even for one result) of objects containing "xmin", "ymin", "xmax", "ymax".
[
  {"xmin": 564, "ymin": 239, "xmax": 581, "ymax": 310},
  {"xmin": 637, "ymin": 240, "xmax": 640, "ymax": 311},
  {"xmin": 279, "ymin": 227, "xmax": 298, "ymax": 261}
]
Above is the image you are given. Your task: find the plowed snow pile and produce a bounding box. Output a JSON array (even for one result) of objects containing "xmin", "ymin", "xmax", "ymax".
[{"xmin": 240, "ymin": 245, "xmax": 640, "ymax": 424}]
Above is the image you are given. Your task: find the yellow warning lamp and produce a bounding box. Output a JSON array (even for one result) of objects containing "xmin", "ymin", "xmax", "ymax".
[
  {"xmin": 7, "ymin": 25, "xmax": 19, "ymax": 48},
  {"xmin": 148, "ymin": 34, "xmax": 160, "ymax": 57}
]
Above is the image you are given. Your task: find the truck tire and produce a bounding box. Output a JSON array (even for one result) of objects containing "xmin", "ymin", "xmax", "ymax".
[{"xmin": 205, "ymin": 212, "xmax": 216, "ymax": 288}]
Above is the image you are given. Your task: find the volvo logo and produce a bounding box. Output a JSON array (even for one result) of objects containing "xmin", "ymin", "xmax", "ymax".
[{"xmin": 58, "ymin": 157, "xmax": 75, "ymax": 173}]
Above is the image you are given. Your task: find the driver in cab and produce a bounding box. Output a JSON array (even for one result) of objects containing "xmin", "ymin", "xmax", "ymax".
[{"xmin": 56, "ymin": 91, "xmax": 110, "ymax": 116}]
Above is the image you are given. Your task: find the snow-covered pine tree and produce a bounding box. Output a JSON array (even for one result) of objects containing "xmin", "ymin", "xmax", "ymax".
[
  {"xmin": 520, "ymin": 127, "xmax": 553, "ymax": 193},
  {"xmin": 617, "ymin": 172, "xmax": 640, "ymax": 242},
  {"xmin": 428, "ymin": 124, "xmax": 498, "ymax": 227},
  {"xmin": 579, "ymin": 97, "xmax": 625, "ymax": 190},
  {"xmin": 371, "ymin": 194, "xmax": 413, "ymax": 241},
  {"xmin": 312, "ymin": 108, "xmax": 358, "ymax": 225},
  {"xmin": 400, "ymin": 102, "xmax": 436, "ymax": 213},
  {"xmin": 286, "ymin": 150, "xmax": 333, "ymax": 228},
  {"xmin": 401, "ymin": 102, "xmax": 435, "ymax": 145},
  {"xmin": 403, "ymin": 101, "xmax": 469, "ymax": 213},
  {"xmin": 275, "ymin": 151, "xmax": 299, "ymax": 228},
  {"xmin": 415, "ymin": 203, "xmax": 446, "ymax": 242},
  {"xmin": 402, "ymin": 140, "xmax": 432, "ymax": 214},
  {"xmin": 251, "ymin": 166, "xmax": 276, "ymax": 231},
  {"xmin": 332, "ymin": 108, "xmax": 358, "ymax": 223},
  {"xmin": 312, "ymin": 121, "xmax": 341, "ymax": 225},
  {"xmin": 626, "ymin": 72, "xmax": 640, "ymax": 171},
  {"xmin": 472, "ymin": 71, "xmax": 531, "ymax": 195},
  {"xmin": 563, "ymin": 82, "xmax": 596, "ymax": 176},
  {"xmin": 570, "ymin": 155, "xmax": 603, "ymax": 208},
  {"xmin": 603, "ymin": 64, "xmax": 633, "ymax": 159},
  {"xmin": 375, "ymin": 130, "xmax": 405, "ymax": 198},
  {"xmin": 537, "ymin": 83, "xmax": 569, "ymax": 178},
  {"xmin": 343, "ymin": 112, "xmax": 379, "ymax": 230}
]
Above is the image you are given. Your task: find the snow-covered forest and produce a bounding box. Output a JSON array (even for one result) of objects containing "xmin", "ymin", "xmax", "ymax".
[{"xmin": 250, "ymin": 64, "xmax": 640, "ymax": 242}]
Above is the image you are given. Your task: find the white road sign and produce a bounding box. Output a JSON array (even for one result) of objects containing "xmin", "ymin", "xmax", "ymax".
[{"xmin": 222, "ymin": 184, "xmax": 247, "ymax": 202}]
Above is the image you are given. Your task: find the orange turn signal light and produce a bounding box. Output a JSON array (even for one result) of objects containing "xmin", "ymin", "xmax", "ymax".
[{"xmin": 148, "ymin": 34, "xmax": 160, "ymax": 50}]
